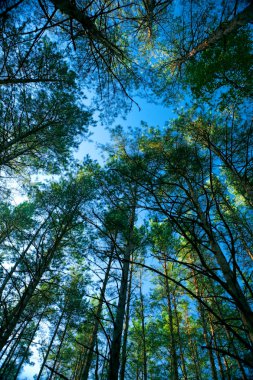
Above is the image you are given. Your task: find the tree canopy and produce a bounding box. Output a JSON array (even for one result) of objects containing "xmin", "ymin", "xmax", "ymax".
[{"xmin": 0, "ymin": 1, "xmax": 252, "ymax": 379}]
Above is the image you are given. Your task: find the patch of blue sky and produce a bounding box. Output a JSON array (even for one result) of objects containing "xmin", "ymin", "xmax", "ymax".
[{"xmin": 75, "ymin": 95, "xmax": 176, "ymax": 164}]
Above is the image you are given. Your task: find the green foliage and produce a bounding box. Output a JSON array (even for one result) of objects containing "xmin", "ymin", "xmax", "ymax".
[
  {"xmin": 0, "ymin": 1, "xmax": 252, "ymax": 379},
  {"xmin": 0, "ymin": 83, "xmax": 92, "ymax": 175},
  {"xmin": 185, "ymin": 28, "xmax": 253, "ymax": 101}
]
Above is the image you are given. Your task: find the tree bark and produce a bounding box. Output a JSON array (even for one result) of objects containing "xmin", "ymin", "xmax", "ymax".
[
  {"xmin": 0, "ymin": 322, "xmax": 28, "ymax": 377},
  {"xmin": 13, "ymin": 311, "xmax": 45, "ymax": 380},
  {"xmin": 50, "ymin": 0, "xmax": 123, "ymax": 57},
  {"xmin": 107, "ymin": 201, "xmax": 136, "ymax": 380},
  {"xmin": 172, "ymin": 294, "xmax": 188, "ymax": 380},
  {"xmin": 164, "ymin": 258, "xmax": 179, "ymax": 380},
  {"xmin": 190, "ymin": 186, "xmax": 253, "ymax": 345},
  {"xmin": 139, "ymin": 273, "xmax": 148, "ymax": 380},
  {"xmin": 0, "ymin": 218, "xmax": 49, "ymax": 300},
  {"xmin": 185, "ymin": 308, "xmax": 202, "ymax": 380},
  {"xmin": 208, "ymin": 313, "xmax": 226, "ymax": 380},
  {"xmin": 174, "ymin": 1, "xmax": 253, "ymax": 69},
  {"xmin": 37, "ymin": 308, "xmax": 65, "ymax": 380},
  {"xmin": 48, "ymin": 314, "xmax": 71, "ymax": 380},
  {"xmin": 80, "ymin": 251, "xmax": 113, "ymax": 380},
  {"xmin": 119, "ymin": 260, "xmax": 133, "ymax": 380},
  {"xmin": 193, "ymin": 274, "xmax": 218, "ymax": 380},
  {"xmin": 0, "ymin": 217, "xmax": 74, "ymax": 351}
]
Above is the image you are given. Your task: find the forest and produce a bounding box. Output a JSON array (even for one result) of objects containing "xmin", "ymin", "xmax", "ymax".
[{"xmin": 0, "ymin": 0, "xmax": 252, "ymax": 379}]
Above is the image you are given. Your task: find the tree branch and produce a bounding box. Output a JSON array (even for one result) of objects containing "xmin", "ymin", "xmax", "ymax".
[
  {"xmin": 173, "ymin": 1, "xmax": 253, "ymax": 70},
  {"xmin": 45, "ymin": 364, "xmax": 69, "ymax": 380}
]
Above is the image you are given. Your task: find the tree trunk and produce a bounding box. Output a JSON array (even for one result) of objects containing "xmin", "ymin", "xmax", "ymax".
[
  {"xmin": 185, "ymin": 308, "xmax": 202, "ymax": 380},
  {"xmin": 119, "ymin": 260, "xmax": 133, "ymax": 380},
  {"xmin": 224, "ymin": 327, "xmax": 248, "ymax": 380},
  {"xmin": 164, "ymin": 259, "xmax": 179, "ymax": 380},
  {"xmin": 210, "ymin": 291, "xmax": 249, "ymax": 378},
  {"xmin": 205, "ymin": 139, "xmax": 253, "ymax": 207},
  {"xmin": 174, "ymin": 2, "xmax": 253, "ymax": 69},
  {"xmin": 48, "ymin": 314, "xmax": 71, "ymax": 380},
  {"xmin": 193, "ymin": 274, "xmax": 218, "ymax": 380},
  {"xmin": 223, "ymin": 355, "xmax": 232, "ymax": 379},
  {"xmin": 80, "ymin": 251, "xmax": 113, "ymax": 380},
  {"xmin": 107, "ymin": 201, "xmax": 136, "ymax": 380},
  {"xmin": 50, "ymin": 0, "xmax": 123, "ymax": 57},
  {"xmin": 0, "ymin": 274, "xmax": 41, "ymax": 352},
  {"xmin": 139, "ymin": 273, "xmax": 148, "ymax": 380},
  {"xmin": 0, "ymin": 217, "xmax": 75, "ymax": 351},
  {"xmin": 0, "ymin": 219, "xmax": 48, "ymax": 300},
  {"xmin": 13, "ymin": 311, "xmax": 45, "ymax": 380},
  {"xmin": 190, "ymin": 187, "xmax": 253, "ymax": 344},
  {"xmin": 208, "ymin": 314, "xmax": 226, "ymax": 380},
  {"xmin": 37, "ymin": 308, "xmax": 65, "ymax": 380},
  {"xmin": 95, "ymin": 338, "xmax": 99, "ymax": 380},
  {"xmin": 172, "ymin": 294, "xmax": 188, "ymax": 380},
  {"xmin": 0, "ymin": 322, "xmax": 28, "ymax": 377}
]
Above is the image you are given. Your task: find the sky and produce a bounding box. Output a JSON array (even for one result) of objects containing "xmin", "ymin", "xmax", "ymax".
[
  {"xmin": 19, "ymin": 94, "xmax": 176, "ymax": 380},
  {"xmin": 6, "ymin": 81, "xmax": 177, "ymax": 378},
  {"xmin": 75, "ymin": 96, "xmax": 176, "ymax": 164}
]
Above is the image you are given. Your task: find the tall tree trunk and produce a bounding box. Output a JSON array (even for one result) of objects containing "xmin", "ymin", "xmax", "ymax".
[
  {"xmin": 95, "ymin": 338, "xmax": 99, "ymax": 380},
  {"xmin": 119, "ymin": 259, "xmax": 133, "ymax": 380},
  {"xmin": 37, "ymin": 308, "xmax": 65, "ymax": 380},
  {"xmin": 185, "ymin": 308, "xmax": 202, "ymax": 380},
  {"xmin": 139, "ymin": 272, "xmax": 148, "ymax": 380},
  {"xmin": 107, "ymin": 201, "xmax": 136, "ymax": 380},
  {"xmin": 172, "ymin": 294, "xmax": 188, "ymax": 380},
  {"xmin": 80, "ymin": 251, "xmax": 113, "ymax": 380},
  {"xmin": 0, "ymin": 269, "xmax": 44, "ymax": 351},
  {"xmin": 101, "ymin": 340, "xmax": 109, "ymax": 380},
  {"xmin": 0, "ymin": 322, "xmax": 28, "ymax": 377},
  {"xmin": 164, "ymin": 258, "xmax": 179, "ymax": 380},
  {"xmin": 210, "ymin": 140, "xmax": 253, "ymax": 206},
  {"xmin": 193, "ymin": 274, "xmax": 218, "ymax": 380},
  {"xmin": 0, "ymin": 324, "xmax": 23, "ymax": 362},
  {"xmin": 208, "ymin": 314, "xmax": 226, "ymax": 380},
  {"xmin": 13, "ymin": 311, "xmax": 45, "ymax": 380},
  {"xmin": 210, "ymin": 291, "xmax": 249, "ymax": 379},
  {"xmin": 190, "ymin": 187, "xmax": 253, "ymax": 344},
  {"xmin": 0, "ymin": 219, "xmax": 49, "ymax": 300},
  {"xmin": 224, "ymin": 327, "xmax": 248, "ymax": 380},
  {"xmin": 223, "ymin": 354, "xmax": 232, "ymax": 379},
  {"xmin": 0, "ymin": 218, "xmax": 74, "ymax": 352},
  {"xmin": 48, "ymin": 314, "xmax": 71, "ymax": 380},
  {"xmin": 73, "ymin": 351, "xmax": 83, "ymax": 380}
]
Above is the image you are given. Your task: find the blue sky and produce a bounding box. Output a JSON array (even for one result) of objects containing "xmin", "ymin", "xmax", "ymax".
[
  {"xmin": 75, "ymin": 96, "xmax": 176, "ymax": 164},
  {"xmin": 19, "ymin": 96, "xmax": 175, "ymax": 380}
]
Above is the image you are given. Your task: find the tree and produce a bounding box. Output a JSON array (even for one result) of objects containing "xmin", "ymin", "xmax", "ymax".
[
  {"xmin": 0, "ymin": 66, "xmax": 91, "ymax": 176},
  {"xmin": 0, "ymin": 170, "xmax": 96, "ymax": 352},
  {"xmin": 0, "ymin": 1, "xmax": 252, "ymax": 378},
  {"xmin": 172, "ymin": 1, "xmax": 253, "ymax": 70}
]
